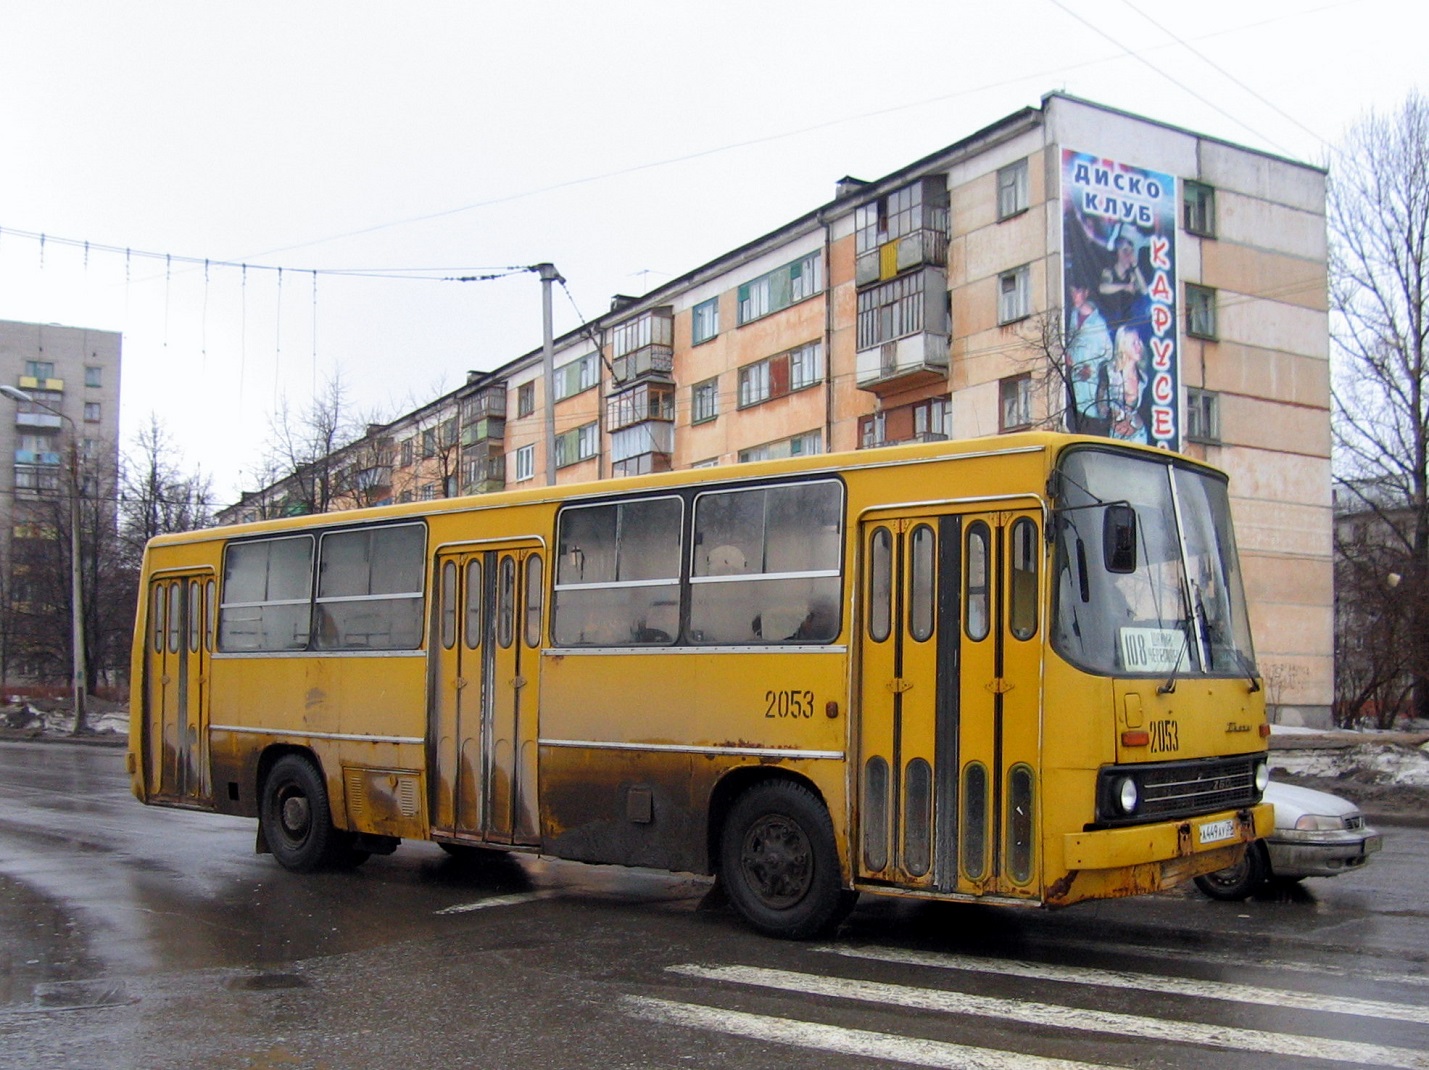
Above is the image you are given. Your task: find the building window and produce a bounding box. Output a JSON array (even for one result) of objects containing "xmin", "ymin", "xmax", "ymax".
[
  {"xmin": 738, "ymin": 429, "xmax": 822, "ymax": 463},
  {"xmin": 1000, "ymin": 374, "xmax": 1033, "ymax": 432},
  {"xmin": 421, "ymin": 428, "xmax": 436, "ymax": 458},
  {"xmin": 861, "ymin": 412, "xmax": 886, "ymax": 449},
  {"xmin": 514, "ymin": 444, "xmax": 535, "ymax": 482},
  {"xmin": 914, "ymin": 396, "xmax": 951, "ymax": 440},
  {"xmin": 83, "ymin": 402, "xmax": 101, "ymax": 422},
  {"xmin": 692, "ymin": 298, "xmax": 720, "ymax": 345},
  {"xmin": 399, "ymin": 438, "xmax": 414, "ymax": 467},
  {"xmin": 554, "ymin": 353, "xmax": 598, "ymax": 401},
  {"xmin": 692, "ymin": 378, "xmax": 719, "ymax": 424},
  {"xmin": 1183, "ymin": 181, "xmax": 1216, "ymax": 238},
  {"xmin": 789, "ymin": 342, "xmax": 823, "ymax": 391},
  {"xmin": 857, "ymin": 272, "xmax": 927, "ymax": 349},
  {"xmin": 419, "ymin": 483, "xmax": 437, "ymax": 501},
  {"xmin": 85, "ymin": 366, "xmax": 102, "ymax": 388},
  {"xmin": 517, "ymin": 382, "xmax": 536, "ymax": 417},
  {"xmin": 737, "ymin": 342, "xmax": 823, "ymax": 409},
  {"xmin": 555, "ymin": 422, "xmax": 599, "ymax": 468},
  {"xmin": 1186, "ymin": 388, "xmax": 1220, "ymax": 442},
  {"xmin": 25, "ymin": 361, "xmax": 54, "ymax": 380},
  {"xmin": 737, "ymin": 252, "xmax": 822, "ymax": 325},
  {"xmin": 998, "ymin": 265, "xmax": 1031, "ymax": 324},
  {"xmin": 997, "ymin": 158, "xmax": 1029, "ymax": 220},
  {"xmin": 1186, "ymin": 284, "xmax": 1218, "ymax": 339},
  {"xmin": 738, "ymin": 361, "xmax": 770, "ymax": 407}
]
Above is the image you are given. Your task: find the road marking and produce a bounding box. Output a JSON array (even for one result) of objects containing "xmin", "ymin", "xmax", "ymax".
[
  {"xmin": 817, "ymin": 944, "xmax": 1429, "ymax": 1025},
  {"xmin": 668, "ymin": 964, "xmax": 1429, "ymax": 1069},
  {"xmin": 435, "ymin": 890, "xmax": 559, "ymax": 915},
  {"xmin": 1042, "ymin": 935, "xmax": 1429, "ymax": 988},
  {"xmin": 624, "ymin": 995, "xmax": 1131, "ymax": 1070}
]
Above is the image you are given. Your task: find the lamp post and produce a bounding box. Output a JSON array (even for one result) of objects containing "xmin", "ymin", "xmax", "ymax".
[{"xmin": 0, "ymin": 384, "xmax": 87, "ymax": 735}]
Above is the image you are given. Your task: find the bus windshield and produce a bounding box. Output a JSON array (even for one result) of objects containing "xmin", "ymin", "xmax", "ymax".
[{"xmin": 1051, "ymin": 448, "xmax": 1256, "ymax": 679}]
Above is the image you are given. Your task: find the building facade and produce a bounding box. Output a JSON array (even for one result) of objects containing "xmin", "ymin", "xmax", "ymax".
[
  {"xmin": 222, "ymin": 93, "xmax": 1333, "ymax": 723},
  {"xmin": 0, "ymin": 318, "xmax": 123, "ymax": 681}
]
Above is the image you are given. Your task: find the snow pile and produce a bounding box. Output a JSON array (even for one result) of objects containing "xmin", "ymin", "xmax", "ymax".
[{"xmin": 1272, "ymin": 742, "xmax": 1429, "ymax": 787}]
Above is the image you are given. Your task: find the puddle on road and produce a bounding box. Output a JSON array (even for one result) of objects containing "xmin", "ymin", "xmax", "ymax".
[{"xmin": 224, "ymin": 972, "xmax": 310, "ymax": 992}]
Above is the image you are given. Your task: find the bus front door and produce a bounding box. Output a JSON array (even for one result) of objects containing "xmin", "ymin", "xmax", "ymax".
[
  {"xmin": 143, "ymin": 573, "xmax": 214, "ymax": 805},
  {"xmin": 431, "ymin": 543, "xmax": 544, "ymax": 847},
  {"xmin": 857, "ymin": 510, "xmax": 1041, "ymax": 899}
]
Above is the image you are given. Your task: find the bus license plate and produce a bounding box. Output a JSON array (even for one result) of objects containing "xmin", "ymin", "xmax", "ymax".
[{"xmin": 1197, "ymin": 818, "xmax": 1237, "ymax": 845}]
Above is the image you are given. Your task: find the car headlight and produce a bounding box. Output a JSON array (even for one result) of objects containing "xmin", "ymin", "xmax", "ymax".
[
  {"xmin": 1117, "ymin": 776, "xmax": 1139, "ymax": 815},
  {"xmin": 1293, "ymin": 814, "xmax": 1344, "ymax": 832},
  {"xmin": 1254, "ymin": 760, "xmax": 1269, "ymax": 793}
]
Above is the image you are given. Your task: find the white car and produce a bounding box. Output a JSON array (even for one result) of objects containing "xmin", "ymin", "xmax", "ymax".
[{"xmin": 1194, "ymin": 781, "xmax": 1382, "ymax": 900}]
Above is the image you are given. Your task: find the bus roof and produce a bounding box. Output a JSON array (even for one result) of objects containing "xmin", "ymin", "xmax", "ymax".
[{"xmin": 150, "ymin": 431, "xmax": 1224, "ymax": 549}]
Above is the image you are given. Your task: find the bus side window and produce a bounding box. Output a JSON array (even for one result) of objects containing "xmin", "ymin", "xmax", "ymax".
[
  {"xmin": 868, "ymin": 527, "xmax": 892, "ymax": 643},
  {"xmin": 965, "ymin": 523, "xmax": 990, "ymax": 641},
  {"xmin": 524, "ymin": 555, "xmax": 544, "ymax": 648},
  {"xmin": 1009, "ymin": 517, "xmax": 1038, "ymax": 641}
]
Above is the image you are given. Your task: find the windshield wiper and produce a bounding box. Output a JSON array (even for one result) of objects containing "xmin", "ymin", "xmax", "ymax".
[{"xmin": 1157, "ymin": 626, "xmax": 1191, "ymax": 695}]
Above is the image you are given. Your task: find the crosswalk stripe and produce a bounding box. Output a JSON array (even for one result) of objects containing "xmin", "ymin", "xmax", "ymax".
[
  {"xmin": 668, "ymin": 964, "xmax": 1429, "ymax": 1069},
  {"xmin": 1043, "ymin": 935, "xmax": 1429, "ymax": 989},
  {"xmin": 817, "ymin": 944, "xmax": 1429, "ymax": 1025},
  {"xmin": 624, "ymin": 995, "xmax": 1132, "ymax": 1070}
]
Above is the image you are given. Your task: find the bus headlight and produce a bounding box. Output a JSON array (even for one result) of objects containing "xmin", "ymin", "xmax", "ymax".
[
  {"xmin": 1254, "ymin": 760, "xmax": 1269, "ymax": 793},
  {"xmin": 1116, "ymin": 776, "xmax": 1140, "ymax": 815}
]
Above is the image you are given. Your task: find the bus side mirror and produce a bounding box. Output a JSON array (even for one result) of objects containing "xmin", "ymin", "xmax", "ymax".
[{"xmin": 1103, "ymin": 504, "xmax": 1137, "ymax": 574}]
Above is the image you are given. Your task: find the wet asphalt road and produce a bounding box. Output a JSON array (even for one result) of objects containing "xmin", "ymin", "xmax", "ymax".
[{"xmin": 1, "ymin": 740, "xmax": 1426, "ymax": 1070}]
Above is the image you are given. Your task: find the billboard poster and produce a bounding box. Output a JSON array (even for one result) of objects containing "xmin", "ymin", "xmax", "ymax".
[{"xmin": 1060, "ymin": 149, "xmax": 1179, "ymax": 450}]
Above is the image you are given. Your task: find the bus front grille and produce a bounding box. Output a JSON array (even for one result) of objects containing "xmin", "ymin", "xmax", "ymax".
[{"xmin": 1095, "ymin": 755, "xmax": 1262, "ymax": 827}]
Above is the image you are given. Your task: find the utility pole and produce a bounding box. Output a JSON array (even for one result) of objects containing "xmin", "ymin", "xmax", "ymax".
[{"xmin": 534, "ymin": 263, "xmax": 564, "ymax": 486}]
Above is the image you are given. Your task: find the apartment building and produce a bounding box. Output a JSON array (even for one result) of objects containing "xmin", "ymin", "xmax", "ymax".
[
  {"xmin": 222, "ymin": 93, "xmax": 1332, "ymax": 723},
  {"xmin": 0, "ymin": 318, "xmax": 123, "ymax": 678}
]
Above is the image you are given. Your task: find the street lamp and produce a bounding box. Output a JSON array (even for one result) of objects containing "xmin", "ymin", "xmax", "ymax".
[{"xmin": 0, "ymin": 384, "xmax": 87, "ymax": 735}]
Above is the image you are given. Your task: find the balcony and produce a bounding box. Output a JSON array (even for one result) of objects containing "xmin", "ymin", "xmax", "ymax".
[
  {"xmin": 463, "ymin": 454, "xmax": 506, "ymax": 495},
  {"xmin": 15, "ymin": 411, "xmax": 64, "ymax": 430},
  {"xmin": 611, "ymin": 307, "xmax": 674, "ymax": 385},
  {"xmin": 461, "ymin": 415, "xmax": 506, "ymax": 446},
  {"xmin": 607, "ymin": 383, "xmax": 674, "ymax": 432},
  {"xmin": 854, "ymin": 227, "xmax": 949, "ymax": 287},
  {"xmin": 14, "ymin": 449, "xmax": 63, "ymax": 465},
  {"xmin": 18, "ymin": 376, "xmax": 64, "ymax": 392},
  {"xmin": 856, "ymin": 332, "xmax": 951, "ymax": 391},
  {"xmin": 611, "ymin": 345, "xmax": 673, "ymax": 385},
  {"xmin": 461, "ymin": 386, "xmax": 507, "ymax": 422}
]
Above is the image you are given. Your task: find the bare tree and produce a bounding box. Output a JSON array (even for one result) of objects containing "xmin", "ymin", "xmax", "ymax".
[
  {"xmin": 1330, "ymin": 91, "xmax": 1429, "ymax": 719},
  {"xmin": 264, "ymin": 372, "xmax": 357, "ymax": 515},
  {"xmin": 122, "ymin": 414, "xmax": 214, "ymax": 550}
]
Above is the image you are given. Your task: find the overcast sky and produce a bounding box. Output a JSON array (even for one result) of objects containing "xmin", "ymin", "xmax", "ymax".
[{"xmin": 0, "ymin": 0, "xmax": 1422, "ymax": 502}]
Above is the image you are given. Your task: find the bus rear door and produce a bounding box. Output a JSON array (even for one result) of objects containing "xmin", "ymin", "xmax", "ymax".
[{"xmin": 142, "ymin": 572, "xmax": 214, "ymax": 805}]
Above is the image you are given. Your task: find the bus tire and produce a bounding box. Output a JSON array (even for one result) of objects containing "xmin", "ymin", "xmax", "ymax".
[
  {"xmin": 261, "ymin": 754, "xmax": 344, "ymax": 873},
  {"xmin": 1193, "ymin": 840, "xmax": 1268, "ymax": 901},
  {"xmin": 720, "ymin": 781, "xmax": 854, "ymax": 939}
]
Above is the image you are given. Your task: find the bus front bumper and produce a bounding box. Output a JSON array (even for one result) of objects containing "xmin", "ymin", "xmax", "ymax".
[{"xmin": 1050, "ymin": 803, "xmax": 1273, "ymax": 906}]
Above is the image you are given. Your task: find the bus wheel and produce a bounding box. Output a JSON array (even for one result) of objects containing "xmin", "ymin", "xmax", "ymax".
[
  {"xmin": 1193, "ymin": 841, "xmax": 1268, "ymax": 901},
  {"xmin": 720, "ymin": 781, "xmax": 854, "ymax": 939},
  {"xmin": 261, "ymin": 754, "xmax": 343, "ymax": 873}
]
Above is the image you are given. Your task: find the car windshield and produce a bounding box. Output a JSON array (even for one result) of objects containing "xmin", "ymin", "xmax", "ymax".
[{"xmin": 1051, "ymin": 447, "xmax": 1256, "ymax": 679}]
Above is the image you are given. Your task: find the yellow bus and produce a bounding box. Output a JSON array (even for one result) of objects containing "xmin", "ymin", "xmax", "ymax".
[{"xmin": 130, "ymin": 431, "xmax": 1271, "ymax": 938}]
